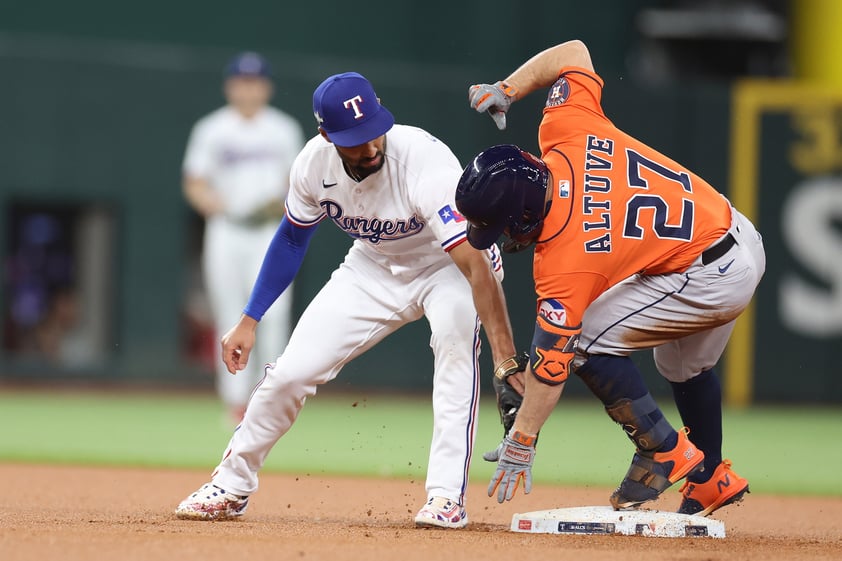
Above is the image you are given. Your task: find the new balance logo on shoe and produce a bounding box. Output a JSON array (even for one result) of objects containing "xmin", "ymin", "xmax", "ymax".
[{"xmin": 678, "ymin": 459, "xmax": 749, "ymax": 517}]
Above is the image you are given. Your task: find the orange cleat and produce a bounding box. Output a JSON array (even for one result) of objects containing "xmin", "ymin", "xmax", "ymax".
[{"xmin": 678, "ymin": 459, "xmax": 749, "ymax": 517}]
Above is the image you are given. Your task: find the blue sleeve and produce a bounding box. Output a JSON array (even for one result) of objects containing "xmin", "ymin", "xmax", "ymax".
[{"xmin": 243, "ymin": 216, "xmax": 318, "ymax": 321}]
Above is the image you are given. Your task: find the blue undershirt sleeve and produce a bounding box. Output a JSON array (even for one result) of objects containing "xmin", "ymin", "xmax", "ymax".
[{"xmin": 242, "ymin": 216, "xmax": 318, "ymax": 321}]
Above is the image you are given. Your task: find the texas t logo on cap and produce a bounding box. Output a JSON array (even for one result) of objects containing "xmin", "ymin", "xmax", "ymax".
[
  {"xmin": 312, "ymin": 72, "xmax": 395, "ymax": 147},
  {"xmin": 343, "ymin": 96, "xmax": 365, "ymax": 119}
]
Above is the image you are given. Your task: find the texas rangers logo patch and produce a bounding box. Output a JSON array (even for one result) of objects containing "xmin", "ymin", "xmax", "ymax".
[
  {"xmin": 437, "ymin": 204, "xmax": 465, "ymax": 224},
  {"xmin": 546, "ymin": 77, "xmax": 571, "ymax": 108}
]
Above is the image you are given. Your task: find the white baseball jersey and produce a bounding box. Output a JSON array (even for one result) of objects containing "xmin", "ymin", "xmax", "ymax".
[
  {"xmin": 285, "ymin": 124, "xmax": 490, "ymax": 275},
  {"xmin": 184, "ymin": 106, "xmax": 304, "ymax": 220},
  {"xmin": 210, "ymin": 124, "xmax": 502, "ymax": 506},
  {"xmin": 183, "ymin": 105, "xmax": 304, "ymax": 409}
]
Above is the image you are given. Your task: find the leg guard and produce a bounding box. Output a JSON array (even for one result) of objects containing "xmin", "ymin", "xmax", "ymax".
[
  {"xmin": 605, "ymin": 394, "xmax": 675, "ymax": 452},
  {"xmin": 576, "ymin": 355, "xmax": 677, "ymax": 453}
]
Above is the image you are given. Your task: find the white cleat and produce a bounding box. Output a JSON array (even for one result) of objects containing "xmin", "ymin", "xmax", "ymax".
[
  {"xmin": 174, "ymin": 483, "xmax": 249, "ymax": 521},
  {"xmin": 414, "ymin": 496, "xmax": 468, "ymax": 529}
]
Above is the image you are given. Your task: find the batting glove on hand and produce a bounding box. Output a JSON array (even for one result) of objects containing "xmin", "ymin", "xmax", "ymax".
[
  {"xmin": 468, "ymin": 81, "xmax": 518, "ymax": 130},
  {"xmin": 488, "ymin": 430, "xmax": 537, "ymax": 503},
  {"xmin": 483, "ymin": 351, "xmax": 530, "ymax": 462}
]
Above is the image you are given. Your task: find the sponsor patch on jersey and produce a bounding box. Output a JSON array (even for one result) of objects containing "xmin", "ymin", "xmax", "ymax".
[
  {"xmin": 546, "ymin": 77, "xmax": 571, "ymax": 108},
  {"xmin": 437, "ymin": 204, "xmax": 465, "ymax": 224},
  {"xmin": 537, "ymin": 299, "xmax": 567, "ymax": 327},
  {"xmin": 558, "ymin": 179, "xmax": 570, "ymax": 198}
]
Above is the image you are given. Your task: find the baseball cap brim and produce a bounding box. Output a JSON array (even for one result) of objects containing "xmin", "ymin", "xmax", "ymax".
[
  {"xmin": 324, "ymin": 106, "xmax": 395, "ymax": 147},
  {"xmin": 466, "ymin": 222, "xmax": 506, "ymax": 250}
]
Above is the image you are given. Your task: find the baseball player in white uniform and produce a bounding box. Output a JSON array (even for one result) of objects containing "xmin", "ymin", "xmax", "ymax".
[
  {"xmin": 182, "ymin": 52, "xmax": 304, "ymax": 423},
  {"xmin": 175, "ymin": 72, "xmax": 520, "ymax": 528}
]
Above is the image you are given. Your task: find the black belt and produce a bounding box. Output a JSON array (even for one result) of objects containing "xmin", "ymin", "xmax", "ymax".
[{"xmin": 701, "ymin": 232, "xmax": 737, "ymax": 265}]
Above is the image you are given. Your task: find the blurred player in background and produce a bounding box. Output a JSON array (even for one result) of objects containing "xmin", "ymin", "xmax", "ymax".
[
  {"xmin": 175, "ymin": 71, "xmax": 521, "ymax": 528},
  {"xmin": 458, "ymin": 40, "xmax": 765, "ymax": 517},
  {"xmin": 182, "ymin": 52, "xmax": 305, "ymax": 423}
]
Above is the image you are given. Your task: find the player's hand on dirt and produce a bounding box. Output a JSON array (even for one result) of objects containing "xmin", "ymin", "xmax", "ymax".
[
  {"xmin": 468, "ymin": 81, "xmax": 517, "ymax": 130},
  {"xmin": 488, "ymin": 431, "xmax": 537, "ymax": 503},
  {"xmin": 220, "ymin": 315, "xmax": 258, "ymax": 374}
]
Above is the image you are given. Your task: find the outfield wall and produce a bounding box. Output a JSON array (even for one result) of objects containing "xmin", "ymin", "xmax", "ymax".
[{"xmin": 1, "ymin": 2, "xmax": 839, "ymax": 403}]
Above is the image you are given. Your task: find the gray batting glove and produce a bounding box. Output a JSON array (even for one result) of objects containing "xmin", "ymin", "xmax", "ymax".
[
  {"xmin": 468, "ymin": 81, "xmax": 518, "ymax": 130},
  {"xmin": 487, "ymin": 431, "xmax": 536, "ymax": 503}
]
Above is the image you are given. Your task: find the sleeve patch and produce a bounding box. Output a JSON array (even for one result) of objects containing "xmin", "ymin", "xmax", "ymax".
[
  {"xmin": 437, "ymin": 204, "xmax": 466, "ymax": 224},
  {"xmin": 545, "ymin": 77, "xmax": 571, "ymax": 108}
]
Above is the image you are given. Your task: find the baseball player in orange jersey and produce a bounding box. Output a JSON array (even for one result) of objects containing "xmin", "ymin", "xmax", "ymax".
[{"xmin": 457, "ymin": 40, "xmax": 766, "ymax": 516}]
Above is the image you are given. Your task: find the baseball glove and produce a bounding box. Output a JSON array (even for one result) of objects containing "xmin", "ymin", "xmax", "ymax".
[{"xmin": 483, "ymin": 351, "xmax": 531, "ymax": 461}]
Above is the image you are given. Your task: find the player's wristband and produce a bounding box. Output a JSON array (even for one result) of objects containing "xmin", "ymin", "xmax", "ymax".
[
  {"xmin": 509, "ymin": 430, "xmax": 538, "ymax": 447},
  {"xmin": 493, "ymin": 352, "xmax": 528, "ymax": 380},
  {"xmin": 498, "ymin": 81, "xmax": 518, "ymax": 100}
]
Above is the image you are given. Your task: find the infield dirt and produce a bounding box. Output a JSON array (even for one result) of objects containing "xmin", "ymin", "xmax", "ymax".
[{"xmin": 1, "ymin": 463, "xmax": 840, "ymax": 561}]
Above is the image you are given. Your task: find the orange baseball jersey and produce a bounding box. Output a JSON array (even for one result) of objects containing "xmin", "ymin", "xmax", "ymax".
[{"xmin": 528, "ymin": 67, "xmax": 732, "ymax": 384}]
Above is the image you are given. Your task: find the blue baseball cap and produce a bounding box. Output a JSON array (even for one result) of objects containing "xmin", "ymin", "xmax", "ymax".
[
  {"xmin": 225, "ymin": 52, "xmax": 272, "ymax": 79},
  {"xmin": 312, "ymin": 72, "xmax": 395, "ymax": 147}
]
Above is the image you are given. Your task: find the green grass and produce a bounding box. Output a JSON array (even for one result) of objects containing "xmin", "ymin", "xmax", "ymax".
[{"xmin": 1, "ymin": 388, "xmax": 839, "ymax": 496}]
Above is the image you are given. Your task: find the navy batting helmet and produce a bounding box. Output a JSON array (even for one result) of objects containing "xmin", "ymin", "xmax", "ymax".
[{"xmin": 455, "ymin": 144, "xmax": 549, "ymax": 252}]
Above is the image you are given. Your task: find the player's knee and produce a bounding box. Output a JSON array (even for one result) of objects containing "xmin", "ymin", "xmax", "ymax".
[
  {"xmin": 656, "ymin": 358, "xmax": 716, "ymax": 383},
  {"xmin": 575, "ymin": 354, "xmax": 635, "ymax": 384},
  {"xmin": 260, "ymin": 360, "xmax": 320, "ymax": 395},
  {"xmin": 669, "ymin": 367, "xmax": 718, "ymax": 390}
]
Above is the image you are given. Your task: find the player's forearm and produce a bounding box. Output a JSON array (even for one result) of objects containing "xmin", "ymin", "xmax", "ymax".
[
  {"xmin": 449, "ymin": 243, "xmax": 517, "ymax": 364},
  {"xmin": 512, "ymin": 374, "xmax": 565, "ymax": 435},
  {"xmin": 471, "ymin": 273, "xmax": 517, "ymax": 367},
  {"xmin": 503, "ymin": 40, "xmax": 594, "ymax": 101}
]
